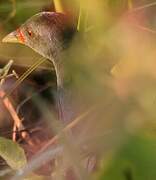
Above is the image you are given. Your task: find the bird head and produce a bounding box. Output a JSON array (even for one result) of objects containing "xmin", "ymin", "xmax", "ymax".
[{"xmin": 2, "ymin": 12, "xmax": 75, "ymax": 62}]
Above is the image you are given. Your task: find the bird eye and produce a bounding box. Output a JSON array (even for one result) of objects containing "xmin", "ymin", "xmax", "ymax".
[{"xmin": 27, "ymin": 30, "xmax": 33, "ymax": 37}]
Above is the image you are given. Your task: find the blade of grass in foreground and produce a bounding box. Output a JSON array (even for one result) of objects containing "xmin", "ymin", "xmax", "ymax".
[
  {"xmin": 53, "ymin": 0, "xmax": 64, "ymax": 13},
  {"xmin": 77, "ymin": 3, "xmax": 88, "ymax": 32},
  {"xmin": 128, "ymin": 0, "xmax": 133, "ymax": 10}
]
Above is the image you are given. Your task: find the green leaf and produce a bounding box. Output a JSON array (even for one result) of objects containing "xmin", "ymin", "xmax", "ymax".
[{"xmin": 0, "ymin": 137, "xmax": 27, "ymax": 170}]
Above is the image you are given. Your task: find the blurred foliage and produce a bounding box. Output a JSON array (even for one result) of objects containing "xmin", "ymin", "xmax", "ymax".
[
  {"xmin": 0, "ymin": 0, "xmax": 51, "ymax": 30},
  {"xmin": 97, "ymin": 131, "xmax": 156, "ymax": 180}
]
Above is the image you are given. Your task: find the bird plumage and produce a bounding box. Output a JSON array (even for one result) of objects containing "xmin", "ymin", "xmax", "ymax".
[{"xmin": 2, "ymin": 12, "xmax": 76, "ymax": 122}]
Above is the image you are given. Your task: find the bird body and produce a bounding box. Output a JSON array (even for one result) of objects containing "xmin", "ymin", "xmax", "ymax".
[{"xmin": 2, "ymin": 12, "xmax": 76, "ymax": 122}]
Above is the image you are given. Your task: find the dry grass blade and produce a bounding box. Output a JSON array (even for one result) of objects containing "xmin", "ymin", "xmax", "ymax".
[
  {"xmin": 130, "ymin": 2, "xmax": 156, "ymax": 12},
  {"xmin": 39, "ymin": 105, "xmax": 96, "ymax": 153},
  {"xmin": 77, "ymin": 3, "xmax": 89, "ymax": 32},
  {"xmin": 3, "ymin": 58, "xmax": 47, "ymax": 99},
  {"xmin": 134, "ymin": 23, "xmax": 156, "ymax": 34},
  {"xmin": 11, "ymin": 146, "xmax": 63, "ymax": 180}
]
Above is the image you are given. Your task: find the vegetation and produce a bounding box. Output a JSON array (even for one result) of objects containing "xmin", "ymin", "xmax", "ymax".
[{"xmin": 0, "ymin": 0, "xmax": 156, "ymax": 179}]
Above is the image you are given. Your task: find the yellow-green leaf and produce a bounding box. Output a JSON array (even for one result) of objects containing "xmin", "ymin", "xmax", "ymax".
[{"xmin": 0, "ymin": 137, "xmax": 27, "ymax": 170}]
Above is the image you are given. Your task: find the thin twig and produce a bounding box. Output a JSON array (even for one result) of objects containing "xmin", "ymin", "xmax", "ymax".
[
  {"xmin": 38, "ymin": 106, "xmax": 95, "ymax": 154},
  {"xmin": 130, "ymin": 2, "xmax": 156, "ymax": 12},
  {"xmin": 0, "ymin": 90, "xmax": 24, "ymax": 141},
  {"xmin": 134, "ymin": 23, "xmax": 156, "ymax": 34}
]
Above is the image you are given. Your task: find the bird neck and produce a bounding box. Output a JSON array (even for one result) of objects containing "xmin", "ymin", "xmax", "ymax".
[
  {"xmin": 54, "ymin": 60, "xmax": 65, "ymax": 88},
  {"xmin": 52, "ymin": 57, "xmax": 75, "ymax": 122},
  {"xmin": 51, "ymin": 55, "xmax": 72, "ymax": 90}
]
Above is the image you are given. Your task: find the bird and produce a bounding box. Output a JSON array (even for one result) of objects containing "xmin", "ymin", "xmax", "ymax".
[{"xmin": 2, "ymin": 12, "xmax": 76, "ymax": 122}]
